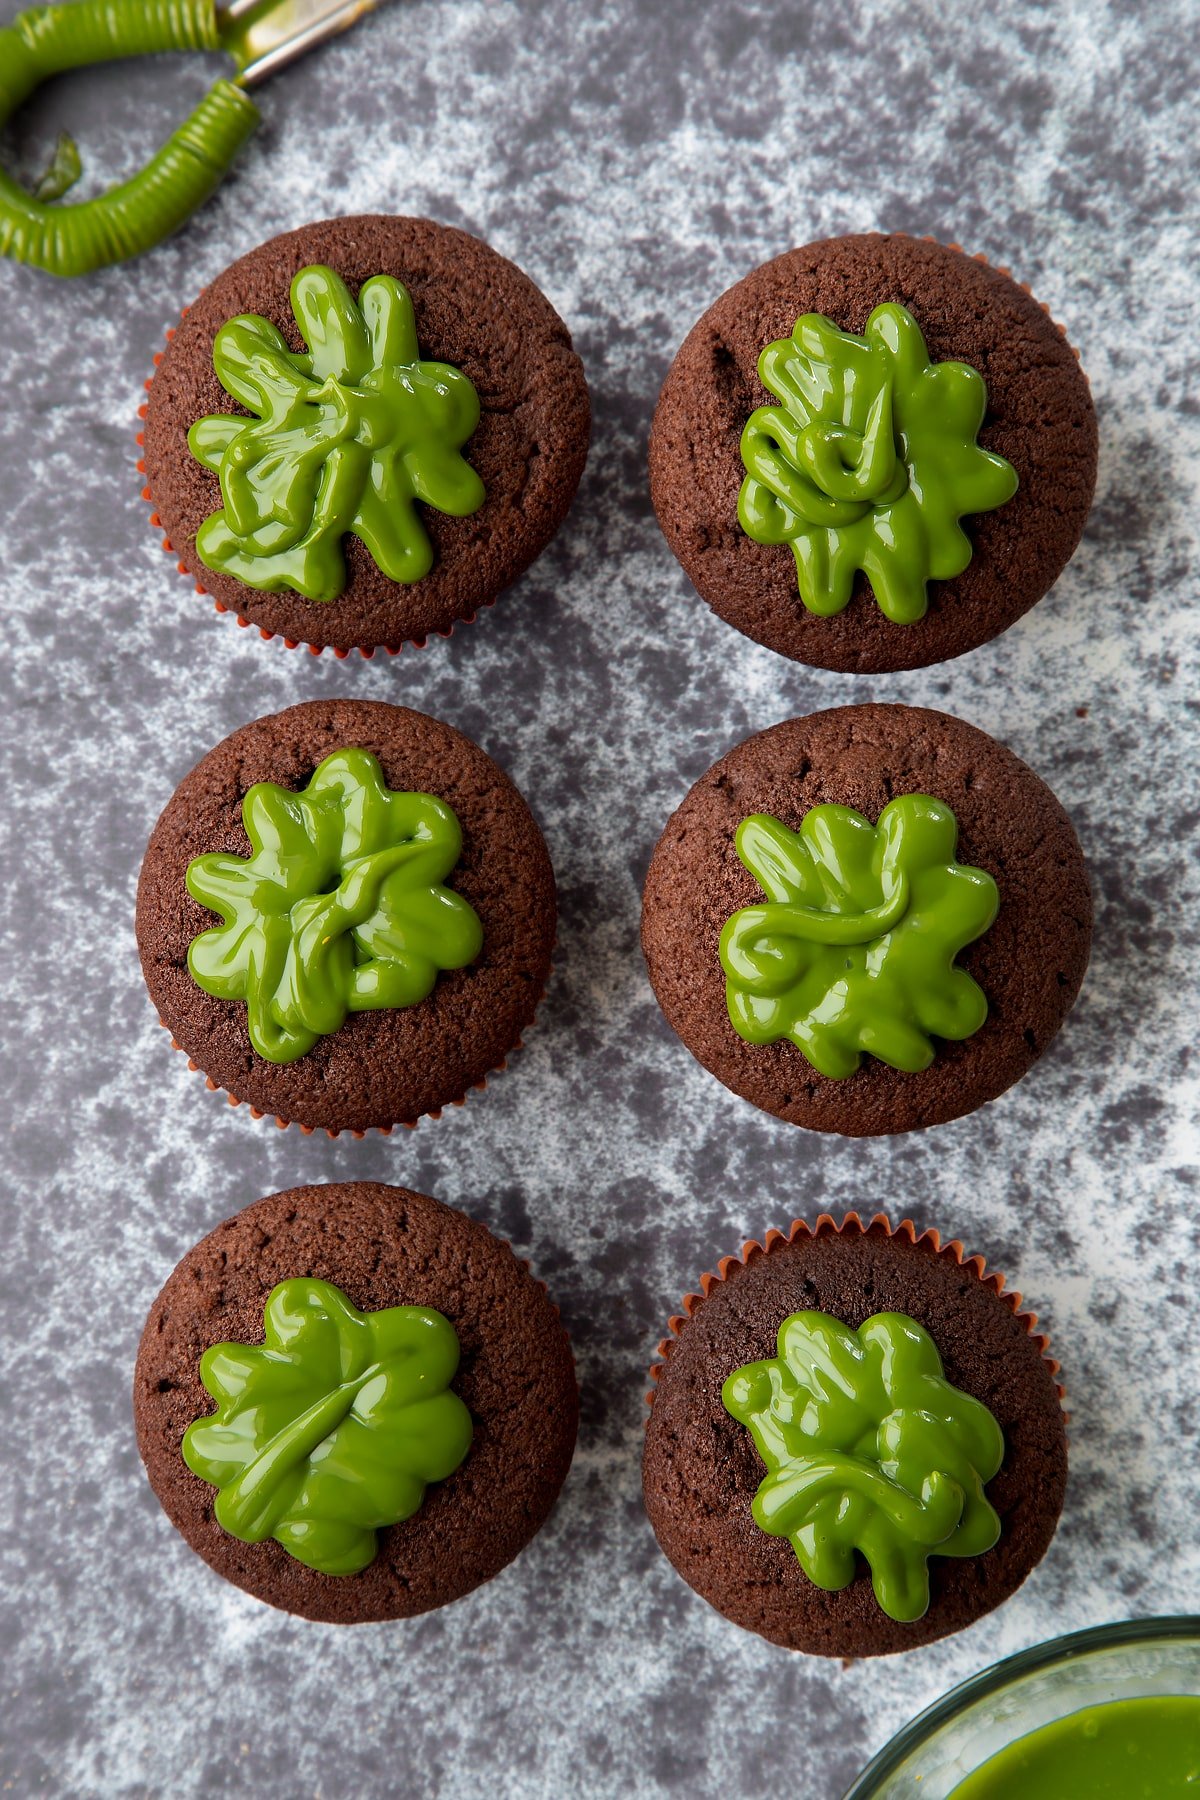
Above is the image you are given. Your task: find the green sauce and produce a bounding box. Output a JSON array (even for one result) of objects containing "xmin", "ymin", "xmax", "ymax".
[
  {"xmin": 949, "ymin": 1697, "xmax": 1200, "ymax": 1798},
  {"xmin": 185, "ymin": 746, "xmax": 483, "ymax": 1064},
  {"xmin": 737, "ymin": 302, "xmax": 1017, "ymax": 624},
  {"xmin": 719, "ymin": 794, "xmax": 998, "ymax": 1079},
  {"xmin": 183, "ymin": 1279, "xmax": 473, "ymax": 1576},
  {"xmin": 722, "ymin": 1311, "xmax": 1004, "ymax": 1623},
  {"xmin": 189, "ymin": 264, "xmax": 484, "ymax": 600}
]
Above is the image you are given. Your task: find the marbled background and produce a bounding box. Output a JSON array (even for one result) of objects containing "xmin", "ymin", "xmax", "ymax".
[{"xmin": 1, "ymin": 1, "xmax": 1198, "ymax": 1794}]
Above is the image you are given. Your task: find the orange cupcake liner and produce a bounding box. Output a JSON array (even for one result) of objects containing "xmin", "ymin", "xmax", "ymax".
[
  {"xmin": 645, "ymin": 1210, "xmax": 1065, "ymax": 1409},
  {"xmin": 136, "ymin": 302, "xmax": 489, "ymax": 658}
]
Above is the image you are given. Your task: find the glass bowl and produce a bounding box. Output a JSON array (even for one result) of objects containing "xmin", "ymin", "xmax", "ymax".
[{"xmin": 844, "ymin": 1616, "xmax": 1200, "ymax": 1799}]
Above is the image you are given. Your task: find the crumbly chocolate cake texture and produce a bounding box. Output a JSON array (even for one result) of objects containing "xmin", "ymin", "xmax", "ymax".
[
  {"xmin": 643, "ymin": 1214, "xmax": 1067, "ymax": 1656},
  {"xmin": 135, "ymin": 1182, "xmax": 579, "ymax": 1623},
  {"xmin": 142, "ymin": 214, "xmax": 590, "ymax": 652},
  {"xmin": 136, "ymin": 698, "xmax": 556, "ymax": 1133},
  {"xmin": 641, "ymin": 703, "xmax": 1091, "ymax": 1135},
  {"xmin": 649, "ymin": 232, "xmax": 1097, "ymax": 673}
]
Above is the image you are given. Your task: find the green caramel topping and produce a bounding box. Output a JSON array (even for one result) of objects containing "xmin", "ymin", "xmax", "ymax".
[
  {"xmin": 185, "ymin": 747, "xmax": 483, "ymax": 1064},
  {"xmin": 722, "ymin": 1311, "xmax": 1004, "ymax": 1622},
  {"xmin": 182, "ymin": 1279, "xmax": 473, "ymax": 1577},
  {"xmin": 188, "ymin": 264, "xmax": 485, "ymax": 601},
  {"xmin": 737, "ymin": 303, "xmax": 1018, "ymax": 623},
  {"xmin": 719, "ymin": 794, "xmax": 998, "ymax": 1078}
]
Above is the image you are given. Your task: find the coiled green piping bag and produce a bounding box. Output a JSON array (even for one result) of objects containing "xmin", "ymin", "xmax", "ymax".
[{"xmin": 0, "ymin": 0, "xmax": 260, "ymax": 277}]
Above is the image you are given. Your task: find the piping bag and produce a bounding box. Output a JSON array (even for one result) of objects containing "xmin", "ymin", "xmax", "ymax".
[{"xmin": 0, "ymin": 0, "xmax": 381, "ymax": 276}]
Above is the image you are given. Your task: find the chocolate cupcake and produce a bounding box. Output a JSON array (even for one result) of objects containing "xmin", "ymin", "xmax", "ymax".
[
  {"xmin": 641, "ymin": 703, "xmax": 1091, "ymax": 1135},
  {"xmin": 644, "ymin": 1213, "xmax": 1067, "ymax": 1657},
  {"xmin": 135, "ymin": 1181, "xmax": 578, "ymax": 1622},
  {"xmin": 139, "ymin": 215, "xmax": 590, "ymax": 654},
  {"xmin": 136, "ymin": 697, "xmax": 555, "ymax": 1134},
  {"xmin": 649, "ymin": 233, "xmax": 1096, "ymax": 673}
]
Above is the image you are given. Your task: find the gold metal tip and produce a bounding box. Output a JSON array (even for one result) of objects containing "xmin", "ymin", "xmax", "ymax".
[{"xmin": 219, "ymin": 0, "xmax": 383, "ymax": 87}]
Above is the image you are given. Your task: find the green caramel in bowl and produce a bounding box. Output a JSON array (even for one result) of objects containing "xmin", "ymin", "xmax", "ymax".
[{"xmin": 948, "ymin": 1696, "xmax": 1200, "ymax": 1798}]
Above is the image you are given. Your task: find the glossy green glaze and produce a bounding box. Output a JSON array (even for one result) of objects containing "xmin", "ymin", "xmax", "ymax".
[
  {"xmin": 948, "ymin": 1697, "xmax": 1200, "ymax": 1798},
  {"xmin": 719, "ymin": 793, "xmax": 998, "ymax": 1078},
  {"xmin": 182, "ymin": 1279, "xmax": 473, "ymax": 1576},
  {"xmin": 185, "ymin": 747, "xmax": 483, "ymax": 1063},
  {"xmin": 722, "ymin": 1311, "xmax": 1004, "ymax": 1623},
  {"xmin": 189, "ymin": 264, "xmax": 485, "ymax": 600},
  {"xmin": 738, "ymin": 303, "xmax": 1017, "ymax": 623}
]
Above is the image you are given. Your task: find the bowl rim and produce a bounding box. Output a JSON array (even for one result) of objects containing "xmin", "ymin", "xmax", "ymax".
[{"xmin": 843, "ymin": 1614, "xmax": 1200, "ymax": 1798}]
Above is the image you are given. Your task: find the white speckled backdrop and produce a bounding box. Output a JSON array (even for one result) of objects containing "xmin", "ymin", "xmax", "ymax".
[{"xmin": 2, "ymin": 1, "xmax": 1198, "ymax": 1794}]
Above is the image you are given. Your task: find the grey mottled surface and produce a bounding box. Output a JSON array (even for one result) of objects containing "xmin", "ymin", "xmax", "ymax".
[{"xmin": 2, "ymin": 2, "xmax": 1199, "ymax": 1795}]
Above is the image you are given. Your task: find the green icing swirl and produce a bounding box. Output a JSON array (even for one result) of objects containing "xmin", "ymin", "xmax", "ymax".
[
  {"xmin": 182, "ymin": 1279, "xmax": 473, "ymax": 1577},
  {"xmin": 738, "ymin": 303, "xmax": 1018, "ymax": 623},
  {"xmin": 188, "ymin": 264, "xmax": 485, "ymax": 601},
  {"xmin": 722, "ymin": 1310, "xmax": 1004, "ymax": 1622},
  {"xmin": 185, "ymin": 747, "xmax": 483, "ymax": 1064},
  {"xmin": 719, "ymin": 793, "xmax": 998, "ymax": 1078}
]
